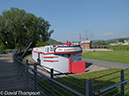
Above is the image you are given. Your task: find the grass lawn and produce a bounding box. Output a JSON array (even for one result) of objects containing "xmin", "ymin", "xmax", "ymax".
[
  {"xmin": 39, "ymin": 68, "xmax": 129, "ymax": 95},
  {"xmin": 55, "ymin": 68, "xmax": 129, "ymax": 95},
  {"xmin": 82, "ymin": 50, "xmax": 129, "ymax": 64},
  {"xmin": 71, "ymin": 68, "xmax": 129, "ymax": 96}
]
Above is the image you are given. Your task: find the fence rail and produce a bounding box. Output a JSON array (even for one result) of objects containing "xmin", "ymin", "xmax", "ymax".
[
  {"xmin": 91, "ymin": 69, "xmax": 129, "ymax": 96},
  {"xmin": 12, "ymin": 49, "xmax": 129, "ymax": 96}
]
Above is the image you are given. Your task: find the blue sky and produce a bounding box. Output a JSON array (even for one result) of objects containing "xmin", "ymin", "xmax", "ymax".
[{"xmin": 0, "ymin": 0, "xmax": 129, "ymax": 42}]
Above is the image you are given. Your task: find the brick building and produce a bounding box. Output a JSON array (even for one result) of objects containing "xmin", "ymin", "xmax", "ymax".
[{"xmin": 80, "ymin": 40, "xmax": 91, "ymax": 49}]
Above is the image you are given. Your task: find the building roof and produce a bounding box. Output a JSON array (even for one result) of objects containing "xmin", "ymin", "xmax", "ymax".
[{"xmin": 81, "ymin": 40, "xmax": 91, "ymax": 44}]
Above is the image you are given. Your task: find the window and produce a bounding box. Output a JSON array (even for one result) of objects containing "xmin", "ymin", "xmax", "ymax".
[
  {"xmin": 45, "ymin": 48, "xmax": 46, "ymax": 52},
  {"xmin": 47, "ymin": 47, "xmax": 49, "ymax": 52}
]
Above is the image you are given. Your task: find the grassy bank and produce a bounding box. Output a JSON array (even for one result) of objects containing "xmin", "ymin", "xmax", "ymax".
[{"xmin": 82, "ymin": 50, "xmax": 129, "ymax": 64}]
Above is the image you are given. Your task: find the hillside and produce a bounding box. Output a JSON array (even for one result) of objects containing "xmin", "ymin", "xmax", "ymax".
[
  {"xmin": 92, "ymin": 37, "xmax": 129, "ymax": 42},
  {"xmin": 47, "ymin": 38, "xmax": 63, "ymax": 45},
  {"xmin": 105, "ymin": 37, "xmax": 129, "ymax": 42},
  {"xmin": 47, "ymin": 37, "xmax": 129, "ymax": 45}
]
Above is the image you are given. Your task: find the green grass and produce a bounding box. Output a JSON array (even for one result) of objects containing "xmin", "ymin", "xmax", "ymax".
[
  {"xmin": 39, "ymin": 68, "xmax": 129, "ymax": 95},
  {"xmin": 82, "ymin": 50, "xmax": 129, "ymax": 64},
  {"xmin": 61, "ymin": 68, "xmax": 129, "ymax": 95},
  {"xmin": 72, "ymin": 68, "xmax": 129, "ymax": 96}
]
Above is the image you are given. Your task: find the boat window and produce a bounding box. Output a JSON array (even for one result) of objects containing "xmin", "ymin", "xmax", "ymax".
[
  {"xmin": 50, "ymin": 47, "xmax": 53, "ymax": 51},
  {"xmin": 47, "ymin": 47, "xmax": 49, "ymax": 52},
  {"xmin": 45, "ymin": 48, "xmax": 46, "ymax": 52}
]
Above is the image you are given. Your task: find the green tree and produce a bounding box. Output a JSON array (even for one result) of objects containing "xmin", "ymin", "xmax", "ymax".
[
  {"xmin": 0, "ymin": 7, "xmax": 54, "ymax": 49},
  {"xmin": 47, "ymin": 38, "xmax": 63, "ymax": 45},
  {"xmin": 0, "ymin": 43, "xmax": 6, "ymax": 51},
  {"xmin": 36, "ymin": 39, "xmax": 49, "ymax": 47},
  {"xmin": 118, "ymin": 38, "xmax": 127, "ymax": 43}
]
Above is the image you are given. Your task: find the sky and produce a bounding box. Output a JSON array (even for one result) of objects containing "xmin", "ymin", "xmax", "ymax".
[{"xmin": 0, "ymin": 0, "xmax": 129, "ymax": 42}]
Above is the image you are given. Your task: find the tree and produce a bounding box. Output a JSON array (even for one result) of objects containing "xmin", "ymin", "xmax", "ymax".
[
  {"xmin": 36, "ymin": 39, "xmax": 49, "ymax": 47},
  {"xmin": 0, "ymin": 43, "xmax": 6, "ymax": 51},
  {"xmin": 47, "ymin": 38, "xmax": 63, "ymax": 45},
  {"xmin": 0, "ymin": 7, "xmax": 54, "ymax": 49},
  {"xmin": 118, "ymin": 38, "xmax": 127, "ymax": 43}
]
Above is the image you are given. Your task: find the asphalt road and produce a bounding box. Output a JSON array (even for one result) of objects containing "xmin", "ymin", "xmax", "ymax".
[{"xmin": 82, "ymin": 58, "xmax": 129, "ymax": 69}]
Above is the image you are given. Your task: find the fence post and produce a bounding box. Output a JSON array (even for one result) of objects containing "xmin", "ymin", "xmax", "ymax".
[
  {"xmin": 14, "ymin": 57, "xmax": 17, "ymax": 67},
  {"xmin": 34, "ymin": 63, "xmax": 37, "ymax": 91},
  {"xmin": 26, "ymin": 60, "xmax": 29, "ymax": 83},
  {"xmin": 13, "ymin": 55, "xmax": 16, "ymax": 67},
  {"xmin": 89, "ymin": 79, "xmax": 93, "ymax": 96},
  {"xmin": 18, "ymin": 57, "xmax": 20, "ymax": 73},
  {"xmin": 21, "ymin": 58, "xmax": 23, "ymax": 77},
  {"xmin": 50, "ymin": 68, "xmax": 54, "ymax": 96},
  {"xmin": 85, "ymin": 80, "xmax": 89, "ymax": 96},
  {"xmin": 121, "ymin": 70, "xmax": 124, "ymax": 96}
]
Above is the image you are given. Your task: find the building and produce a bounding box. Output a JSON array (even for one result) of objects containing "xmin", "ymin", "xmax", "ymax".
[{"xmin": 80, "ymin": 40, "xmax": 92, "ymax": 49}]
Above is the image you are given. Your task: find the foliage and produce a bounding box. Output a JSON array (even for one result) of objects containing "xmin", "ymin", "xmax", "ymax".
[
  {"xmin": 36, "ymin": 39, "xmax": 49, "ymax": 47},
  {"xmin": 92, "ymin": 40, "xmax": 116, "ymax": 46},
  {"xmin": 105, "ymin": 37, "xmax": 129, "ymax": 42},
  {"xmin": 108, "ymin": 45, "xmax": 129, "ymax": 50},
  {"xmin": 118, "ymin": 38, "xmax": 127, "ymax": 42},
  {"xmin": 92, "ymin": 37, "xmax": 129, "ymax": 46},
  {"xmin": 82, "ymin": 51, "xmax": 129, "ymax": 64},
  {"xmin": 47, "ymin": 38, "xmax": 63, "ymax": 45},
  {"xmin": 0, "ymin": 43, "xmax": 6, "ymax": 51},
  {"xmin": 0, "ymin": 7, "xmax": 54, "ymax": 49}
]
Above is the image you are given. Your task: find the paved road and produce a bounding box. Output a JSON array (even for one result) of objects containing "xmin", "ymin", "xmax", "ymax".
[
  {"xmin": 0, "ymin": 53, "xmax": 33, "ymax": 91},
  {"xmin": 82, "ymin": 58, "xmax": 129, "ymax": 69}
]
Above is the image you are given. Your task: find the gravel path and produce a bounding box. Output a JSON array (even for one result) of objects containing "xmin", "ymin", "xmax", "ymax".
[
  {"xmin": 85, "ymin": 64, "xmax": 109, "ymax": 73},
  {"xmin": 82, "ymin": 58, "xmax": 129, "ymax": 69}
]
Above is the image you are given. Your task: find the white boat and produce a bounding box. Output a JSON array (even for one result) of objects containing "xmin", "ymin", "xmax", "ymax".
[{"xmin": 32, "ymin": 42, "xmax": 85, "ymax": 74}]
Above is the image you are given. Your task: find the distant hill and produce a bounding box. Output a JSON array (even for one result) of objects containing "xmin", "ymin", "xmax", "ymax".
[
  {"xmin": 47, "ymin": 37, "xmax": 129, "ymax": 45},
  {"xmin": 47, "ymin": 38, "xmax": 63, "ymax": 45},
  {"xmin": 105, "ymin": 37, "xmax": 129, "ymax": 42},
  {"xmin": 92, "ymin": 37, "xmax": 129, "ymax": 42},
  {"xmin": 92, "ymin": 40, "xmax": 103, "ymax": 42}
]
